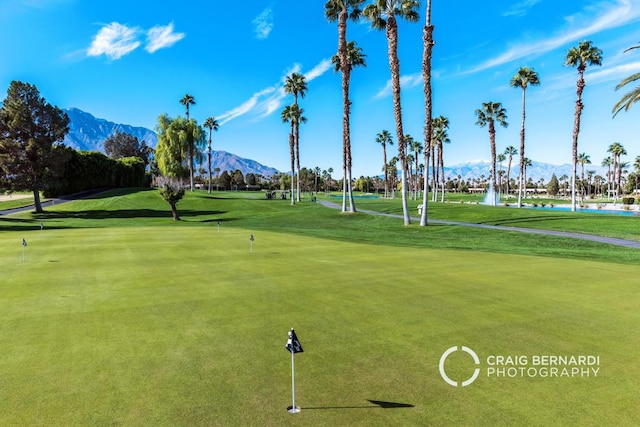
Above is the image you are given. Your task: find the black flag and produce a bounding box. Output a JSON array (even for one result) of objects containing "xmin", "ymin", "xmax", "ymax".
[
  {"xmin": 22, "ymin": 238, "xmax": 27, "ymax": 247},
  {"xmin": 285, "ymin": 328, "xmax": 303, "ymax": 354}
]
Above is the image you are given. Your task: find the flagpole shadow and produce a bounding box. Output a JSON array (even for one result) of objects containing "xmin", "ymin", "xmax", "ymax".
[{"xmin": 303, "ymin": 400, "xmax": 415, "ymax": 410}]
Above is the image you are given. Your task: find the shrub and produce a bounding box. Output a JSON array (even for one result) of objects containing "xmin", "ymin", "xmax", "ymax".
[{"xmin": 622, "ymin": 196, "xmax": 635, "ymax": 205}]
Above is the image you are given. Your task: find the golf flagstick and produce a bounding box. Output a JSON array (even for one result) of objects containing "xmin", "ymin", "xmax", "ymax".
[{"xmin": 285, "ymin": 328, "xmax": 303, "ymax": 413}]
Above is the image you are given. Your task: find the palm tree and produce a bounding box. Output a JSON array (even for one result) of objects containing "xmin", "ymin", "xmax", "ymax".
[
  {"xmin": 475, "ymin": 102, "xmax": 508, "ymax": 205},
  {"xmin": 613, "ymin": 43, "xmax": 640, "ymax": 117},
  {"xmin": 420, "ymin": 0, "xmax": 435, "ymax": 226},
  {"xmin": 375, "ymin": 130, "xmax": 393, "ymax": 198},
  {"xmin": 330, "ymin": 39, "xmax": 367, "ymax": 212},
  {"xmin": 325, "ymin": 0, "xmax": 366, "ymax": 210},
  {"xmin": 431, "ymin": 116, "xmax": 450, "ymax": 203},
  {"xmin": 180, "ymin": 94, "xmax": 195, "ymax": 120},
  {"xmin": 601, "ymin": 156, "xmax": 613, "ymax": 199},
  {"xmin": 577, "ymin": 152, "xmax": 591, "ymax": 201},
  {"xmin": 497, "ymin": 153, "xmax": 506, "ymax": 193},
  {"xmin": 510, "ymin": 67, "xmax": 540, "ymax": 208},
  {"xmin": 411, "ymin": 137, "xmax": 423, "ymax": 199},
  {"xmin": 364, "ymin": 0, "xmax": 419, "ymax": 225},
  {"xmin": 284, "ymin": 72, "xmax": 308, "ymax": 202},
  {"xmin": 565, "ymin": 41, "xmax": 603, "ymax": 211},
  {"xmin": 523, "ymin": 157, "xmax": 532, "ymax": 198},
  {"xmin": 282, "ymin": 104, "xmax": 301, "ymax": 205},
  {"xmin": 203, "ymin": 117, "xmax": 219, "ymax": 194},
  {"xmin": 503, "ymin": 146, "xmax": 518, "ymax": 197},
  {"xmin": 608, "ymin": 142, "xmax": 626, "ymax": 199}
]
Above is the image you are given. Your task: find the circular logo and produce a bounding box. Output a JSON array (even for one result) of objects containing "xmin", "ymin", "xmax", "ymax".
[{"xmin": 439, "ymin": 346, "xmax": 480, "ymax": 387}]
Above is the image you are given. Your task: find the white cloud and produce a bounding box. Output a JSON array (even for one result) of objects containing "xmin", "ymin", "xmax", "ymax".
[
  {"xmin": 374, "ymin": 72, "xmax": 423, "ymax": 99},
  {"xmin": 304, "ymin": 58, "xmax": 332, "ymax": 81},
  {"xmin": 466, "ymin": 0, "xmax": 640, "ymax": 75},
  {"xmin": 253, "ymin": 7, "xmax": 274, "ymax": 39},
  {"xmin": 218, "ymin": 59, "xmax": 332, "ymax": 124},
  {"xmin": 502, "ymin": 0, "xmax": 543, "ymax": 17},
  {"xmin": 146, "ymin": 22, "xmax": 185, "ymax": 53},
  {"xmin": 87, "ymin": 22, "xmax": 140, "ymax": 60}
]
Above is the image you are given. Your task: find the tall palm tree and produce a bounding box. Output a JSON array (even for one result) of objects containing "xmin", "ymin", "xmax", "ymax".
[
  {"xmin": 284, "ymin": 73, "xmax": 308, "ymax": 202},
  {"xmin": 431, "ymin": 116, "xmax": 450, "ymax": 203},
  {"xmin": 331, "ymin": 40, "xmax": 367, "ymax": 212},
  {"xmin": 375, "ymin": 130, "xmax": 393, "ymax": 198},
  {"xmin": 497, "ymin": 153, "xmax": 506, "ymax": 193},
  {"xmin": 510, "ymin": 67, "xmax": 540, "ymax": 208},
  {"xmin": 577, "ymin": 152, "xmax": 591, "ymax": 201},
  {"xmin": 523, "ymin": 157, "xmax": 532, "ymax": 197},
  {"xmin": 601, "ymin": 156, "xmax": 613, "ymax": 199},
  {"xmin": 180, "ymin": 93, "xmax": 195, "ymax": 120},
  {"xmin": 613, "ymin": 43, "xmax": 640, "ymax": 117},
  {"xmin": 411, "ymin": 137, "xmax": 423, "ymax": 199},
  {"xmin": 503, "ymin": 145, "xmax": 518, "ymax": 197},
  {"xmin": 420, "ymin": 0, "xmax": 435, "ymax": 226},
  {"xmin": 565, "ymin": 41, "xmax": 602, "ymax": 211},
  {"xmin": 282, "ymin": 104, "xmax": 300, "ymax": 205},
  {"xmin": 326, "ymin": 0, "xmax": 366, "ymax": 212},
  {"xmin": 475, "ymin": 102, "xmax": 508, "ymax": 206},
  {"xmin": 203, "ymin": 117, "xmax": 219, "ymax": 194},
  {"xmin": 607, "ymin": 142, "xmax": 625, "ymax": 199},
  {"xmin": 364, "ymin": 0, "xmax": 419, "ymax": 225}
]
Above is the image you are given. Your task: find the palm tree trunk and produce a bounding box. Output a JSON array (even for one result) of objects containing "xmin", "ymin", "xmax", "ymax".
[
  {"xmin": 295, "ymin": 123, "xmax": 301, "ymax": 202},
  {"xmin": 571, "ymin": 69, "xmax": 585, "ymax": 211},
  {"xmin": 517, "ymin": 87, "xmax": 526, "ymax": 207},
  {"xmin": 383, "ymin": 144, "xmax": 388, "ymax": 198},
  {"xmin": 420, "ymin": 1, "xmax": 434, "ymax": 226},
  {"xmin": 489, "ymin": 121, "xmax": 497, "ymax": 205},
  {"xmin": 289, "ymin": 132, "xmax": 295, "ymax": 206},
  {"xmin": 439, "ymin": 141, "xmax": 445, "ymax": 203},
  {"xmin": 386, "ymin": 15, "xmax": 409, "ymax": 225},
  {"xmin": 33, "ymin": 188, "xmax": 43, "ymax": 213},
  {"xmin": 207, "ymin": 140, "xmax": 212, "ymax": 194}
]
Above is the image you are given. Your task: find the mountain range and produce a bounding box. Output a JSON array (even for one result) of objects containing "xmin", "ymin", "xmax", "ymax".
[
  {"xmin": 61, "ymin": 108, "xmax": 603, "ymax": 182},
  {"xmin": 61, "ymin": 108, "xmax": 278, "ymax": 177}
]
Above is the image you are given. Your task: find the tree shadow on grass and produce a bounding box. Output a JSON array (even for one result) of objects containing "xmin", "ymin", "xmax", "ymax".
[
  {"xmin": 303, "ymin": 400, "xmax": 415, "ymax": 410},
  {"xmin": 30, "ymin": 209, "xmax": 225, "ymax": 221}
]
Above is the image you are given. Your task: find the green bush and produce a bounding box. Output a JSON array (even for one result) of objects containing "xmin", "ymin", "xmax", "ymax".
[{"xmin": 622, "ymin": 196, "xmax": 635, "ymax": 205}]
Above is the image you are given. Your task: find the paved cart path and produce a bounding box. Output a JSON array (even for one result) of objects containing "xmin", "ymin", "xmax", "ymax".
[{"xmin": 318, "ymin": 200, "xmax": 640, "ymax": 250}]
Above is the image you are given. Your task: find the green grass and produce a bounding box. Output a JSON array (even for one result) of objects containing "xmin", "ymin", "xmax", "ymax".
[{"xmin": 1, "ymin": 189, "xmax": 639, "ymax": 425}]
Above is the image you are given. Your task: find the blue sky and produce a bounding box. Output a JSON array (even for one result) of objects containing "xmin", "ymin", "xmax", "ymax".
[{"xmin": 2, "ymin": 0, "xmax": 640, "ymax": 178}]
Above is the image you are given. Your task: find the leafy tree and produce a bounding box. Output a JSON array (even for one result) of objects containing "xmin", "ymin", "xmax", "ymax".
[
  {"xmin": 231, "ymin": 170, "xmax": 245, "ymax": 189},
  {"xmin": 218, "ymin": 170, "xmax": 231, "ymax": 190},
  {"xmin": 155, "ymin": 114, "xmax": 192, "ymax": 220},
  {"xmin": 565, "ymin": 41, "xmax": 602, "ymax": 211},
  {"xmin": 364, "ymin": 0, "xmax": 419, "ymax": 225},
  {"xmin": 375, "ymin": 130, "xmax": 393, "ymax": 198},
  {"xmin": 510, "ymin": 66, "xmax": 540, "ymax": 207},
  {"xmin": 0, "ymin": 81, "xmax": 69, "ymax": 212},
  {"xmin": 104, "ymin": 130, "xmax": 152, "ymax": 164},
  {"xmin": 203, "ymin": 116, "xmax": 219, "ymax": 193},
  {"xmin": 547, "ymin": 173, "xmax": 560, "ymax": 196},
  {"xmin": 475, "ymin": 102, "xmax": 508, "ymax": 205}
]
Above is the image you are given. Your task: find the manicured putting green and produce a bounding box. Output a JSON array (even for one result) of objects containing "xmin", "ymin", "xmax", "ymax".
[{"xmin": 1, "ymin": 222, "xmax": 638, "ymax": 425}]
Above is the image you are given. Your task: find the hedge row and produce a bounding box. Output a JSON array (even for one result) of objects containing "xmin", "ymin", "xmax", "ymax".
[{"xmin": 44, "ymin": 149, "xmax": 149, "ymax": 197}]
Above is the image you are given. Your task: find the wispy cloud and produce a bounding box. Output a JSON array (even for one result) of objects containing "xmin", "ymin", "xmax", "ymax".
[
  {"xmin": 466, "ymin": 0, "xmax": 640, "ymax": 74},
  {"xmin": 374, "ymin": 72, "xmax": 423, "ymax": 99},
  {"xmin": 502, "ymin": 0, "xmax": 543, "ymax": 17},
  {"xmin": 253, "ymin": 7, "xmax": 274, "ymax": 39},
  {"xmin": 146, "ymin": 22, "xmax": 185, "ymax": 53},
  {"xmin": 87, "ymin": 22, "xmax": 141, "ymax": 60},
  {"xmin": 218, "ymin": 59, "xmax": 332, "ymax": 125}
]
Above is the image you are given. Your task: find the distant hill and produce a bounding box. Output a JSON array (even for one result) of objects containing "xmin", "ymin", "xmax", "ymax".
[
  {"xmin": 61, "ymin": 108, "xmax": 279, "ymax": 177},
  {"xmin": 210, "ymin": 150, "xmax": 278, "ymax": 177},
  {"xmin": 63, "ymin": 107, "xmax": 157, "ymax": 152},
  {"xmin": 444, "ymin": 160, "xmax": 605, "ymax": 183}
]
